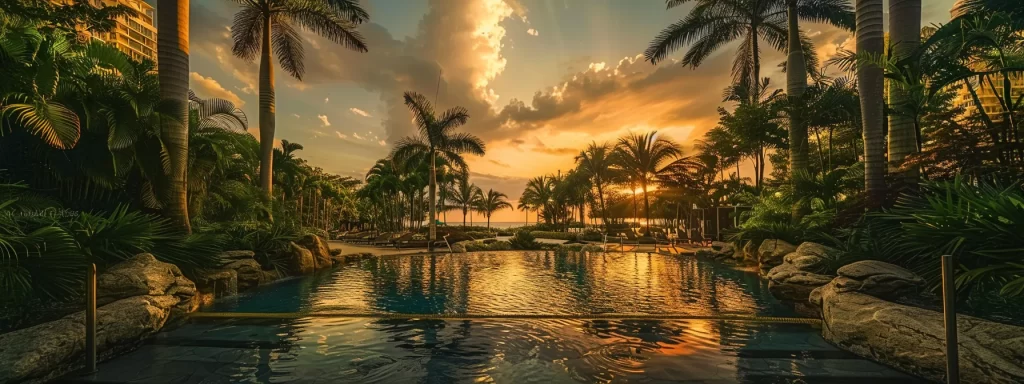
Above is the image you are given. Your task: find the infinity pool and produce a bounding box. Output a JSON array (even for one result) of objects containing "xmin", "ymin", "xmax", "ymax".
[{"xmin": 66, "ymin": 251, "xmax": 921, "ymax": 383}]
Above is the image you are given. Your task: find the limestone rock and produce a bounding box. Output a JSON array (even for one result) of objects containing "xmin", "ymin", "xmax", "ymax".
[
  {"xmin": 757, "ymin": 239, "xmax": 797, "ymax": 275},
  {"xmin": 224, "ymin": 259, "xmax": 265, "ymax": 292},
  {"xmin": 812, "ymin": 278, "xmax": 1024, "ymax": 383},
  {"xmin": 96, "ymin": 253, "xmax": 197, "ymax": 314},
  {"xmin": 0, "ymin": 295, "xmax": 185, "ymax": 383},
  {"xmin": 742, "ymin": 240, "xmax": 760, "ymax": 262},
  {"xmin": 297, "ymin": 234, "xmax": 332, "ymax": 270},
  {"xmin": 215, "ymin": 250, "xmax": 256, "ymax": 267},
  {"xmin": 709, "ymin": 241, "xmax": 735, "ymax": 259},
  {"xmin": 833, "ymin": 260, "xmax": 925, "ymax": 300},
  {"xmin": 767, "ymin": 263, "xmax": 835, "ymax": 303},
  {"xmin": 194, "ymin": 269, "xmax": 238, "ymax": 299},
  {"xmin": 287, "ymin": 241, "xmax": 316, "ymax": 275}
]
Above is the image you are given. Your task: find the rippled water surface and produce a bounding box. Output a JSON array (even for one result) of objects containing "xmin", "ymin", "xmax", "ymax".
[{"xmin": 70, "ymin": 252, "xmax": 922, "ymax": 384}]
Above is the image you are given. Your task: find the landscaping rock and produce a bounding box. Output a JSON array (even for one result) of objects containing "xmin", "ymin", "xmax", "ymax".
[
  {"xmin": 214, "ymin": 250, "xmax": 256, "ymax": 267},
  {"xmin": 224, "ymin": 259, "xmax": 264, "ymax": 292},
  {"xmin": 811, "ymin": 271, "xmax": 1024, "ymax": 383},
  {"xmin": 742, "ymin": 240, "xmax": 759, "ymax": 262},
  {"xmin": 0, "ymin": 255, "xmax": 199, "ymax": 383},
  {"xmin": 757, "ymin": 239, "xmax": 797, "ymax": 276},
  {"xmin": 832, "ymin": 260, "xmax": 925, "ymax": 300},
  {"xmin": 709, "ymin": 241, "xmax": 735, "ymax": 259},
  {"xmin": 297, "ymin": 234, "xmax": 332, "ymax": 270},
  {"xmin": 767, "ymin": 263, "xmax": 834, "ymax": 303},
  {"xmin": 287, "ymin": 241, "xmax": 316, "ymax": 275},
  {"xmin": 96, "ymin": 254, "xmax": 197, "ymax": 316},
  {"xmin": 194, "ymin": 269, "xmax": 238, "ymax": 300}
]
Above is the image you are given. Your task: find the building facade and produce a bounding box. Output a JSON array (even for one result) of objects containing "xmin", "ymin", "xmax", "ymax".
[
  {"xmin": 54, "ymin": 0, "xmax": 157, "ymax": 62},
  {"xmin": 956, "ymin": 73, "xmax": 1024, "ymax": 122}
]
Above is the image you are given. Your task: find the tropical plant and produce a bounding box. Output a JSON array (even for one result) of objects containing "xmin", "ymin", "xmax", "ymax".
[
  {"xmin": 644, "ymin": 0, "xmax": 853, "ymax": 102},
  {"xmin": 391, "ymin": 91, "xmax": 486, "ymax": 249},
  {"xmin": 575, "ymin": 142, "xmax": 616, "ymax": 230},
  {"xmin": 156, "ymin": 0, "xmax": 191, "ymax": 232},
  {"xmin": 475, "ymin": 189, "xmax": 512, "ymax": 230},
  {"xmin": 228, "ymin": 0, "xmax": 369, "ymax": 198},
  {"xmin": 612, "ymin": 131, "xmax": 682, "ymax": 233},
  {"xmin": 509, "ymin": 230, "xmax": 542, "ymax": 250}
]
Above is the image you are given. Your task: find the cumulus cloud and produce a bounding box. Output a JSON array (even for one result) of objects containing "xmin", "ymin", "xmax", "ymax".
[
  {"xmin": 335, "ymin": 131, "xmax": 347, "ymax": 139},
  {"xmin": 189, "ymin": 72, "xmax": 245, "ymax": 107},
  {"xmin": 353, "ymin": 132, "xmax": 364, "ymax": 140},
  {"xmin": 292, "ymin": 113, "xmax": 301, "ymax": 118},
  {"xmin": 526, "ymin": 28, "xmax": 539, "ymax": 36},
  {"xmin": 325, "ymin": 97, "xmax": 330, "ymax": 103},
  {"xmin": 378, "ymin": 140, "xmax": 387, "ymax": 146},
  {"xmin": 318, "ymin": 115, "xmax": 331, "ymax": 127},
  {"xmin": 350, "ymin": 108, "xmax": 372, "ymax": 117}
]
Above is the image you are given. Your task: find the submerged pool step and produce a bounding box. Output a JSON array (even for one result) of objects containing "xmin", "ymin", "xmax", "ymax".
[{"xmin": 189, "ymin": 311, "xmax": 822, "ymax": 324}]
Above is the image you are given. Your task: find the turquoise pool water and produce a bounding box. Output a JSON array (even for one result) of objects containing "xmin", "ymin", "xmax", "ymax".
[{"xmin": 66, "ymin": 251, "xmax": 922, "ymax": 383}]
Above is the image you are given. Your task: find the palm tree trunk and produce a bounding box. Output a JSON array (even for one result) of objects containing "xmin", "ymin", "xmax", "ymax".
[
  {"xmin": 428, "ymin": 154, "xmax": 437, "ymax": 251},
  {"xmin": 749, "ymin": 22, "xmax": 761, "ymax": 104},
  {"xmin": 887, "ymin": 0, "xmax": 921, "ymax": 178},
  {"xmin": 156, "ymin": 0, "xmax": 191, "ymax": 233},
  {"xmin": 258, "ymin": 16, "xmax": 276, "ymax": 201},
  {"xmin": 857, "ymin": 0, "xmax": 887, "ymax": 206},
  {"xmin": 786, "ymin": 0, "xmax": 810, "ymax": 219},
  {"xmin": 641, "ymin": 181, "xmax": 651, "ymax": 234},
  {"xmin": 597, "ymin": 183, "xmax": 607, "ymax": 232}
]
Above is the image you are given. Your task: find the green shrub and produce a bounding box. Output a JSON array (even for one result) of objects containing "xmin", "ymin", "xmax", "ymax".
[
  {"xmin": 204, "ymin": 220, "xmax": 299, "ymax": 274},
  {"xmin": 466, "ymin": 231, "xmax": 497, "ymax": 239},
  {"xmin": 509, "ymin": 230, "xmax": 542, "ymax": 250},
  {"xmin": 580, "ymin": 230, "xmax": 604, "ymax": 242},
  {"xmin": 462, "ymin": 241, "xmax": 512, "ymax": 252},
  {"xmin": 869, "ymin": 178, "xmax": 1024, "ymax": 297},
  {"xmin": 528, "ymin": 231, "xmax": 578, "ymax": 241}
]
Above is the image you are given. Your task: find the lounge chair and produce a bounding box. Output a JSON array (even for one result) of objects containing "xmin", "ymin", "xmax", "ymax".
[
  {"xmin": 653, "ymin": 229, "xmax": 675, "ymax": 252},
  {"xmin": 394, "ymin": 233, "xmax": 432, "ymax": 249},
  {"xmin": 372, "ymin": 232, "xmax": 401, "ymax": 246},
  {"xmin": 619, "ymin": 229, "xmax": 641, "ymax": 252}
]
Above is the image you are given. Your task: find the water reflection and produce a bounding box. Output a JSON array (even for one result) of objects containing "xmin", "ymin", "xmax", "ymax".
[{"xmin": 92, "ymin": 252, "xmax": 920, "ymax": 383}]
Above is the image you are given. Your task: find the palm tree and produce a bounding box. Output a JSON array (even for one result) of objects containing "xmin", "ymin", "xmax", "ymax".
[
  {"xmin": 156, "ymin": 0, "xmax": 191, "ymax": 232},
  {"xmin": 856, "ymin": 0, "xmax": 887, "ymax": 204},
  {"xmin": 448, "ymin": 172, "xmax": 483, "ymax": 228},
  {"xmin": 786, "ymin": 0, "xmax": 809, "ymax": 218},
  {"xmin": 476, "ymin": 189, "xmax": 512, "ymax": 230},
  {"xmin": 391, "ymin": 92, "xmax": 486, "ymax": 249},
  {"xmin": 644, "ymin": 0, "xmax": 853, "ymax": 102},
  {"xmin": 612, "ymin": 131, "xmax": 682, "ymax": 233},
  {"xmin": 887, "ymin": 0, "xmax": 921, "ymax": 176},
  {"xmin": 516, "ymin": 199, "xmax": 532, "ymax": 226},
  {"xmin": 522, "ymin": 176, "xmax": 554, "ymax": 225},
  {"xmin": 575, "ymin": 142, "xmax": 616, "ymax": 231},
  {"xmin": 228, "ymin": 0, "xmax": 369, "ymax": 199}
]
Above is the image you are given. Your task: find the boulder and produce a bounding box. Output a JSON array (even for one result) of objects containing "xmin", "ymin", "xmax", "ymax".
[
  {"xmin": 224, "ymin": 259, "xmax": 265, "ymax": 292},
  {"xmin": 214, "ymin": 250, "xmax": 256, "ymax": 267},
  {"xmin": 767, "ymin": 263, "xmax": 835, "ymax": 303},
  {"xmin": 694, "ymin": 248, "xmax": 714, "ymax": 258},
  {"xmin": 742, "ymin": 240, "xmax": 760, "ymax": 262},
  {"xmin": 96, "ymin": 254, "xmax": 197, "ymax": 317},
  {"xmin": 297, "ymin": 234, "xmax": 332, "ymax": 270},
  {"xmin": 194, "ymin": 269, "xmax": 238, "ymax": 300},
  {"xmin": 709, "ymin": 241, "xmax": 735, "ymax": 259},
  {"xmin": 757, "ymin": 239, "xmax": 797, "ymax": 275},
  {"xmin": 832, "ymin": 260, "xmax": 925, "ymax": 300},
  {"xmin": 811, "ymin": 268, "xmax": 1024, "ymax": 383},
  {"xmin": 0, "ymin": 255, "xmax": 200, "ymax": 383},
  {"xmin": 287, "ymin": 241, "xmax": 316, "ymax": 275}
]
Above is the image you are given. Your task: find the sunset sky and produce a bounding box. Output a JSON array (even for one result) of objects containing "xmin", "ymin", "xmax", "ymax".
[{"xmin": 184, "ymin": 0, "xmax": 959, "ymax": 222}]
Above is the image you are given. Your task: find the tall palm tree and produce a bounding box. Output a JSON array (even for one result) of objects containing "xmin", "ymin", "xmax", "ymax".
[
  {"xmin": 229, "ymin": 0, "xmax": 369, "ymax": 200},
  {"xmin": 391, "ymin": 92, "xmax": 486, "ymax": 249},
  {"xmin": 156, "ymin": 0, "xmax": 190, "ymax": 232},
  {"xmin": 476, "ymin": 189, "xmax": 512, "ymax": 230},
  {"xmin": 786, "ymin": 0, "xmax": 809, "ymax": 218},
  {"xmin": 516, "ymin": 199, "xmax": 532, "ymax": 226},
  {"xmin": 575, "ymin": 142, "xmax": 616, "ymax": 231},
  {"xmin": 887, "ymin": 0, "xmax": 921, "ymax": 176},
  {"xmin": 644, "ymin": 0, "xmax": 853, "ymax": 103},
  {"xmin": 612, "ymin": 131, "xmax": 682, "ymax": 233},
  {"xmin": 448, "ymin": 172, "xmax": 483, "ymax": 228},
  {"xmin": 856, "ymin": 0, "xmax": 886, "ymax": 204}
]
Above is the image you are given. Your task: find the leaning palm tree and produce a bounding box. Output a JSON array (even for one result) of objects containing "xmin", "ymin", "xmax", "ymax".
[
  {"xmin": 575, "ymin": 142, "xmax": 616, "ymax": 231},
  {"xmin": 157, "ymin": 0, "xmax": 191, "ymax": 232},
  {"xmin": 644, "ymin": 0, "xmax": 853, "ymax": 103},
  {"xmin": 391, "ymin": 92, "xmax": 486, "ymax": 250},
  {"xmin": 229, "ymin": 0, "xmax": 369, "ymax": 199},
  {"xmin": 476, "ymin": 189, "xmax": 513, "ymax": 230},
  {"xmin": 613, "ymin": 131, "xmax": 682, "ymax": 234},
  {"xmin": 856, "ymin": 0, "xmax": 887, "ymax": 205}
]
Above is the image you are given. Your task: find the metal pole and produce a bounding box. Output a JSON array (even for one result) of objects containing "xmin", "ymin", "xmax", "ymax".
[
  {"xmin": 941, "ymin": 255, "xmax": 959, "ymax": 384},
  {"xmin": 85, "ymin": 263, "xmax": 97, "ymax": 373}
]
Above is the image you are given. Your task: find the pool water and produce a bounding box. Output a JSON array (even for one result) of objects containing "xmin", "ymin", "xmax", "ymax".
[{"xmin": 64, "ymin": 251, "xmax": 922, "ymax": 383}]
